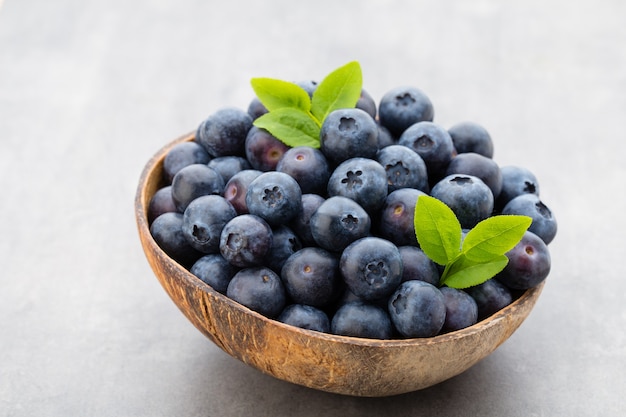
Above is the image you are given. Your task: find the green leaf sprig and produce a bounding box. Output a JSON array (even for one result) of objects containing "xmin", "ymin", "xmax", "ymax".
[
  {"xmin": 250, "ymin": 61, "xmax": 363, "ymax": 148},
  {"xmin": 414, "ymin": 195, "xmax": 532, "ymax": 289}
]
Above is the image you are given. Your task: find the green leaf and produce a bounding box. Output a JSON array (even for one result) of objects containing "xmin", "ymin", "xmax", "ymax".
[
  {"xmin": 413, "ymin": 195, "xmax": 462, "ymax": 265},
  {"xmin": 311, "ymin": 61, "xmax": 362, "ymax": 122},
  {"xmin": 462, "ymin": 215, "xmax": 532, "ymax": 262},
  {"xmin": 442, "ymin": 254, "xmax": 509, "ymax": 289},
  {"xmin": 250, "ymin": 78, "xmax": 311, "ymax": 112},
  {"xmin": 253, "ymin": 108, "xmax": 320, "ymax": 148}
]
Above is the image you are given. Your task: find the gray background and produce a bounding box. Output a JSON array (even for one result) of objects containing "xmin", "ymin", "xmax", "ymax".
[{"xmin": 1, "ymin": 0, "xmax": 624, "ymax": 415}]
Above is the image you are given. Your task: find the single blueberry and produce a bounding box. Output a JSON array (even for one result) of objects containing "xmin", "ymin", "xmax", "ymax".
[
  {"xmin": 163, "ymin": 141, "xmax": 211, "ymax": 183},
  {"xmin": 276, "ymin": 146, "xmax": 331, "ymax": 195},
  {"xmin": 448, "ymin": 121, "xmax": 494, "ymax": 158},
  {"xmin": 320, "ymin": 108, "xmax": 379, "ymax": 165},
  {"xmin": 310, "ymin": 196, "xmax": 371, "ymax": 252},
  {"xmin": 148, "ymin": 186, "xmax": 177, "ymax": 224},
  {"xmin": 331, "ymin": 301, "xmax": 393, "ymax": 339},
  {"xmin": 289, "ymin": 193, "xmax": 325, "ymax": 247},
  {"xmin": 502, "ymin": 194, "xmax": 557, "ymax": 244},
  {"xmin": 150, "ymin": 212, "xmax": 202, "ymax": 269},
  {"xmin": 388, "ymin": 280, "xmax": 446, "ymax": 338},
  {"xmin": 440, "ymin": 287, "xmax": 478, "ymax": 332},
  {"xmin": 376, "ymin": 144, "xmax": 429, "ymax": 193},
  {"xmin": 267, "ymin": 225, "xmax": 302, "ymax": 274},
  {"xmin": 182, "ymin": 195, "xmax": 237, "ymax": 253},
  {"xmin": 398, "ymin": 121, "xmax": 456, "ymax": 183},
  {"xmin": 465, "ymin": 278, "xmax": 513, "ymax": 320},
  {"xmin": 340, "ymin": 237, "xmax": 403, "ymax": 302},
  {"xmin": 430, "ymin": 174, "xmax": 494, "ymax": 229},
  {"xmin": 497, "ymin": 231, "xmax": 551, "ymax": 290},
  {"xmin": 245, "ymin": 126, "xmax": 290, "ymax": 172},
  {"xmin": 226, "ymin": 267, "xmax": 286, "ymax": 318},
  {"xmin": 223, "ymin": 169, "xmax": 263, "ymax": 214},
  {"xmin": 278, "ymin": 304, "xmax": 331, "ymax": 333},
  {"xmin": 245, "ymin": 171, "xmax": 302, "ymax": 226},
  {"xmin": 190, "ymin": 254, "xmax": 240, "ymax": 294},
  {"xmin": 327, "ymin": 157, "xmax": 388, "ymax": 214},
  {"xmin": 377, "ymin": 188, "xmax": 426, "ymax": 246},
  {"xmin": 170, "ymin": 164, "xmax": 225, "ymax": 212},
  {"xmin": 496, "ymin": 165, "xmax": 541, "ymax": 212},
  {"xmin": 207, "ymin": 156, "xmax": 251, "ymax": 183},
  {"xmin": 219, "ymin": 214, "xmax": 273, "ymax": 268},
  {"xmin": 378, "ymin": 86, "xmax": 434, "ymax": 137},
  {"xmin": 196, "ymin": 107, "xmax": 252, "ymax": 157},
  {"xmin": 398, "ymin": 246, "xmax": 440, "ymax": 286}
]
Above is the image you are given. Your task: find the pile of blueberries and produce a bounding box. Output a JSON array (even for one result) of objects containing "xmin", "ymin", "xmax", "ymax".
[{"xmin": 148, "ymin": 84, "xmax": 556, "ymax": 340}]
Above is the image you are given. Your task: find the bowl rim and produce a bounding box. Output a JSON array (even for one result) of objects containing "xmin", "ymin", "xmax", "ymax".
[{"xmin": 134, "ymin": 131, "xmax": 545, "ymax": 348}]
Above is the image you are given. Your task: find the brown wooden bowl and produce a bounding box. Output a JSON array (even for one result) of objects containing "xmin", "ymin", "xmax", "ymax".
[{"xmin": 135, "ymin": 132, "xmax": 546, "ymax": 397}]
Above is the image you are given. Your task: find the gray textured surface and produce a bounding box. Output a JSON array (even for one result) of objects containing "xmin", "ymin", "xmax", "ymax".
[{"xmin": 1, "ymin": 0, "xmax": 624, "ymax": 415}]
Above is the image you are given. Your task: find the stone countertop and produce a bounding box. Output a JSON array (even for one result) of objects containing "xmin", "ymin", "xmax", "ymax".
[{"xmin": 1, "ymin": 0, "xmax": 624, "ymax": 415}]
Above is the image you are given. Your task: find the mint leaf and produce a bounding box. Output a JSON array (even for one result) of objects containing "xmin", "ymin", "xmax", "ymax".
[
  {"xmin": 414, "ymin": 195, "xmax": 462, "ymax": 265},
  {"xmin": 253, "ymin": 108, "xmax": 320, "ymax": 148},
  {"xmin": 462, "ymin": 215, "xmax": 532, "ymax": 262},
  {"xmin": 442, "ymin": 254, "xmax": 509, "ymax": 289},
  {"xmin": 311, "ymin": 61, "xmax": 362, "ymax": 123},
  {"xmin": 250, "ymin": 78, "xmax": 311, "ymax": 112}
]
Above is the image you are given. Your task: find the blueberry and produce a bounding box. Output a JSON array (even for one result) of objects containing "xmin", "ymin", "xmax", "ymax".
[
  {"xmin": 276, "ymin": 146, "xmax": 331, "ymax": 195},
  {"xmin": 320, "ymin": 108, "xmax": 379, "ymax": 165},
  {"xmin": 465, "ymin": 278, "xmax": 513, "ymax": 320},
  {"xmin": 150, "ymin": 212, "xmax": 202, "ymax": 268},
  {"xmin": 295, "ymin": 79, "xmax": 318, "ymax": 97},
  {"xmin": 226, "ymin": 267, "xmax": 286, "ymax": 318},
  {"xmin": 376, "ymin": 144, "xmax": 429, "ymax": 193},
  {"xmin": 310, "ymin": 196, "xmax": 371, "ymax": 252},
  {"xmin": 376, "ymin": 124, "xmax": 396, "ymax": 149},
  {"xmin": 377, "ymin": 188, "xmax": 426, "ymax": 246},
  {"xmin": 247, "ymin": 96, "xmax": 268, "ymax": 120},
  {"xmin": 356, "ymin": 88, "xmax": 377, "ymax": 119},
  {"xmin": 196, "ymin": 107, "xmax": 252, "ymax": 157},
  {"xmin": 445, "ymin": 152, "xmax": 503, "ymax": 199},
  {"xmin": 448, "ymin": 121, "xmax": 494, "ymax": 158},
  {"xmin": 278, "ymin": 304, "xmax": 330, "ymax": 333},
  {"xmin": 170, "ymin": 164, "xmax": 225, "ymax": 212},
  {"xmin": 378, "ymin": 86, "xmax": 434, "ymax": 137},
  {"xmin": 388, "ymin": 280, "xmax": 446, "ymax": 338},
  {"xmin": 496, "ymin": 165, "xmax": 540, "ymax": 212},
  {"xmin": 223, "ymin": 169, "xmax": 263, "ymax": 214},
  {"xmin": 148, "ymin": 185, "xmax": 177, "ymax": 224},
  {"xmin": 245, "ymin": 126, "xmax": 290, "ymax": 171},
  {"xmin": 398, "ymin": 121, "xmax": 456, "ymax": 182},
  {"xmin": 219, "ymin": 214, "xmax": 273, "ymax": 267},
  {"xmin": 182, "ymin": 195, "xmax": 237, "ymax": 253},
  {"xmin": 497, "ymin": 231, "xmax": 551, "ymax": 290},
  {"xmin": 190, "ymin": 254, "xmax": 240, "ymax": 294},
  {"xmin": 331, "ymin": 301, "xmax": 393, "ymax": 339},
  {"xmin": 289, "ymin": 193, "xmax": 325, "ymax": 247},
  {"xmin": 245, "ymin": 171, "xmax": 302, "ymax": 226},
  {"xmin": 398, "ymin": 246, "xmax": 440, "ymax": 286},
  {"xmin": 207, "ymin": 156, "xmax": 251, "ymax": 183},
  {"xmin": 340, "ymin": 237, "xmax": 403, "ymax": 302},
  {"xmin": 502, "ymin": 194, "xmax": 557, "ymax": 244},
  {"xmin": 430, "ymin": 174, "xmax": 494, "ymax": 229},
  {"xmin": 163, "ymin": 141, "xmax": 211, "ymax": 183},
  {"xmin": 440, "ymin": 287, "xmax": 478, "ymax": 332},
  {"xmin": 281, "ymin": 247, "xmax": 341, "ymax": 308},
  {"xmin": 267, "ymin": 225, "xmax": 302, "ymax": 273},
  {"xmin": 327, "ymin": 157, "xmax": 388, "ymax": 214}
]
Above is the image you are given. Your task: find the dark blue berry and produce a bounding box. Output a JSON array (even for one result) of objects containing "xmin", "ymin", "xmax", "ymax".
[
  {"xmin": 150, "ymin": 212, "xmax": 202, "ymax": 268},
  {"xmin": 448, "ymin": 121, "xmax": 494, "ymax": 158},
  {"xmin": 320, "ymin": 108, "xmax": 379, "ymax": 165},
  {"xmin": 219, "ymin": 214, "xmax": 273, "ymax": 267},
  {"xmin": 276, "ymin": 146, "xmax": 331, "ymax": 195},
  {"xmin": 378, "ymin": 86, "xmax": 434, "ymax": 137},
  {"xmin": 502, "ymin": 194, "xmax": 557, "ymax": 244},
  {"xmin": 226, "ymin": 267, "xmax": 286, "ymax": 318},
  {"xmin": 190, "ymin": 254, "xmax": 240, "ymax": 294},
  {"xmin": 170, "ymin": 164, "xmax": 225, "ymax": 212},
  {"xmin": 278, "ymin": 304, "xmax": 330, "ymax": 333},
  {"xmin": 207, "ymin": 156, "xmax": 251, "ymax": 183},
  {"xmin": 267, "ymin": 225, "xmax": 302, "ymax": 273},
  {"xmin": 378, "ymin": 188, "xmax": 426, "ymax": 247},
  {"xmin": 182, "ymin": 195, "xmax": 237, "ymax": 253},
  {"xmin": 398, "ymin": 121, "xmax": 455, "ymax": 183},
  {"xmin": 331, "ymin": 301, "xmax": 393, "ymax": 339},
  {"xmin": 445, "ymin": 152, "xmax": 502, "ymax": 199},
  {"xmin": 398, "ymin": 246, "xmax": 440, "ymax": 286},
  {"xmin": 310, "ymin": 196, "xmax": 371, "ymax": 252},
  {"xmin": 465, "ymin": 278, "xmax": 513, "ymax": 320},
  {"xmin": 327, "ymin": 157, "xmax": 388, "ymax": 214},
  {"xmin": 430, "ymin": 174, "xmax": 494, "ymax": 229},
  {"xmin": 223, "ymin": 169, "xmax": 263, "ymax": 214},
  {"xmin": 440, "ymin": 287, "xmax": 478, "ymax": 332},
  {"xmin": 245, "ymin": 126, "xmax": 290, "ymax": 171},
  {"xmin": 289, "ymin": 193, "xmax": 325, "ymax": 247},
  {"xmin": 376, "ymin": 144, "xmax": 429, "ymax": 193},
  {"xmin": 497, "ymin": 231, "xmax": 551, "ymax": 290},
  {"xmin": 148, "ymin": 185, "xmax": 177, "ymax": 224},
  {"xmin": 388, "ymin": 280, "xmax": 446, "ymax": 338},
  {"xmin": 340, "ymin": 237, "xmax": 403, "ymax": 302},
  {"xmin": 245, "ymin": 171, "xmax": 302, "ymax": 227},
  {"xmin": 496, "ymin": 165, "xmax": 540, "ymax": 212},
  {"xmin": 196, "ymin": 107, "xmax": 252, "ymax": 157},
  {"xmin": 163, "ymin": 141, "xmax": 211, "ymax": 183}
]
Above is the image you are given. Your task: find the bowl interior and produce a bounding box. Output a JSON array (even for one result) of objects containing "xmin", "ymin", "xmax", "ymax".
[{"xmin": 135, "ymin": 132, "xmax": 545, "ymax": 397}]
